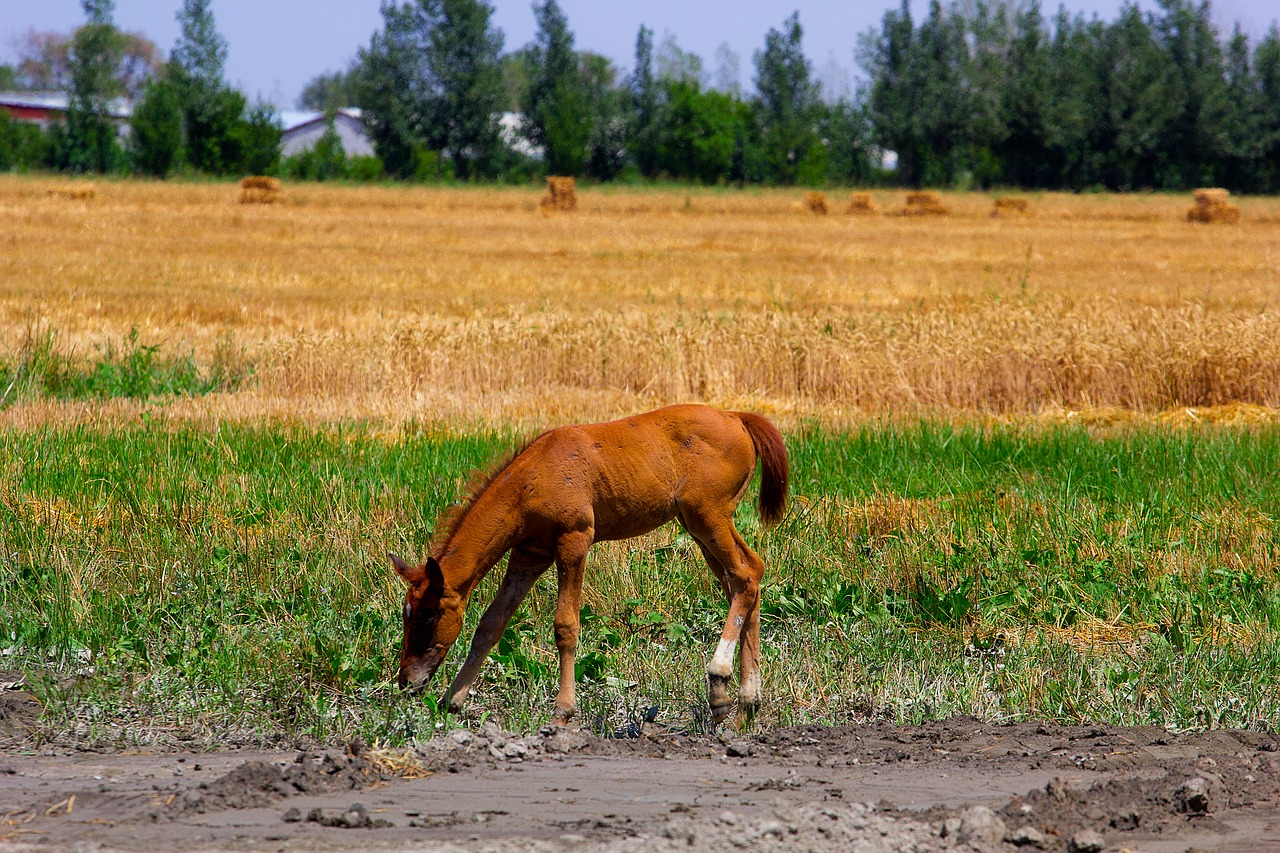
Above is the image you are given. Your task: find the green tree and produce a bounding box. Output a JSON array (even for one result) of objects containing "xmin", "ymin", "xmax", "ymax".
[
  {"xmin": 357, "ymin": 3, "xmax": 425, "ymax": 178},
  {"xmin": 169, "ymin": 0, "xmax": 232, "ymax": 172},
  {"xmin": 1255, "ymin": 27, "xmax": 1280, "ymax": 191},
  {"xmin": 522, "ymin": 0, "xmax": 591, "ymax": 175},
  {"xmin": 752, "ymin": 12, "xmax": 823, "ymax": 184},
  {"xmin": 997, "ymin": 1, "xmax": 1053, "ymax": 186},
  {"xmin": 64, "ymin": 0, "xmax": 126, "ymax": 174},
  {"xmin": 298, "ymin": 65, "xmax": 363, "ymax": 111},
  {"xmin": 628, "ymin": 25, "xmax": 658, "ymax": 176},
  {"xmin": 234, "ymin": 101, "xmax": 283, "ymax": 175},
  {"xmin": 652, "ymin": 78, "xmax": 743, "ymax": 183},
  {"xmin": 821, "ymin": 99, "xmax": 874, "ymax": 185},
  {"xmin": 859, "ymin": 1, "xmax": 920, "ymax": 184},
  {"xmin": 1098, "ymin": 5, "xmax": 1179, "ymax": 188},
  {"xmin": 358, "ymin": 0, "xmax": 507, "ymax": 180},
  {"xmin": 1151, "ymin": 0, "xmax": 1230, "ymax": 187},
  {"xmin": 0, "ymin": 110, "xmax": 50, "ymax": 171},
  {"xmin": 127, "ymin": 76, "xmax": 184, "ymax": 176},
  {"xmin": 420, "ymin": 0, "xmax": 506, "ymax": 179}
]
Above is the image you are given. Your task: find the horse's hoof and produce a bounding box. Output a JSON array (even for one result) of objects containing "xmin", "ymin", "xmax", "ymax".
[{"xmin": 552, "ymin": 706, "xmax": 577, "ymax": 726}]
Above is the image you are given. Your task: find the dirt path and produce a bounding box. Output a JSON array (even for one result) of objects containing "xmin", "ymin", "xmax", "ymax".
[{"xmin": 3, "ymin": 719, "xmax": 1280, "ymax": 851}]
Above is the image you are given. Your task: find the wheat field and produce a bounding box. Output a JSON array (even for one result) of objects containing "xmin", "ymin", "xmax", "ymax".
[{"xmin": 5, "ymin": 176, "xmax": 1280, "ymax": 428}]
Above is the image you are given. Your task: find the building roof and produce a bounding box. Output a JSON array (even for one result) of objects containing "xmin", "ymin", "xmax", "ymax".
[
  {"xmin": 280, "ymin": 108, "xmax": 363, "ymax": 133},
  {"xmin": 0, "ymin": 91, "xmax": 132, "ymax": 119}
]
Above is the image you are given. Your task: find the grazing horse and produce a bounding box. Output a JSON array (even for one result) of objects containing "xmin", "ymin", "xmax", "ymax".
[{"xmin": 390, "ymin": 404, "xmax": 789, "ymax": 727}]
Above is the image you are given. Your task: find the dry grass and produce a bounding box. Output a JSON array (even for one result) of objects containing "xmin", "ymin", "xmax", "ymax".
[
  {"xmin": 2, "ymin": 177, "xmax": 1280, "ymax": 428},
  {"xmin": 46, "ymin": 183, "xmax": 95, "ymax": 201}
]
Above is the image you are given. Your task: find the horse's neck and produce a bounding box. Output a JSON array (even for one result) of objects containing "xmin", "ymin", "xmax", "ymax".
[{"xmin": 438, "ymin": 490, "xmax": 522, "ymax": 598}]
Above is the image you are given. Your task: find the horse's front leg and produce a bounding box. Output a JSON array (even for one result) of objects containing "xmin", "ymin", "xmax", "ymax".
[
  {"xmin": 551, "ymin": 527, "xmax": 592, "ymax": 725},
  {"xmin": 444, "ymin": 549, "xmax": 549, "ymax": 714}
]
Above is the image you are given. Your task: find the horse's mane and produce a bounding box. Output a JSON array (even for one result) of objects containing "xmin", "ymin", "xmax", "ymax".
[{"xmin": 430, "ymin": 432, "xmax": 545, "ymax": 558}]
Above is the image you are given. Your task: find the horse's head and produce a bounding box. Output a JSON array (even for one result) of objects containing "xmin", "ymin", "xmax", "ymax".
[{"xmin": 390, "ymin": 553, "xmax": 464, "ymax": 692}]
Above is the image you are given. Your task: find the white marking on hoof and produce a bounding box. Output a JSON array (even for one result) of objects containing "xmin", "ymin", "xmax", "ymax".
[{"xmin": 708, "ymin": 639, "xmax": 736, "ymax": 677}]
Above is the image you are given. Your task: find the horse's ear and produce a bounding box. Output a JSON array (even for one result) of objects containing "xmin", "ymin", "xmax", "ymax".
[
  {"xmin": 425, "ymin": 556, "xmax": 444, "ymax": 588},
  {"xmin": 390, "ymin": 552, "xmax": 424, "ymax": 584}
]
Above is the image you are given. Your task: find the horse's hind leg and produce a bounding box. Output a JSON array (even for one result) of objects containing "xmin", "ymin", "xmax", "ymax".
[
  {"xmin": 444, "ymin": 547, "xmax": 550, "ymax": 714},
  {"xmin": 551, "ymin": 527, "xmax": 593, "ymax": 725},
  {"xmin": 683, "ymin": 510, "xmax": 765, "ymax": 727},
  {"xmin": 732, "ymin": 530, "xmax": 766, "ymax": 726}
]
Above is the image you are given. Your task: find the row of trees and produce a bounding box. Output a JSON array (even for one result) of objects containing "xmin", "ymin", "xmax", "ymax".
[
  {"xmin": 319, "ymin": 0, "xmax": 1280, "ymax": 190},
  {"xmin": 862, "ymin": 0, "xmax": 1280, "ymax": 191},
  {"xmin": 0, "ymin": 0, "xmax": 279, "ymax": 176},
  {"xmin": 343, "ymin": 0, "xmax": 865, "ymax": 185},
  {"xmin": 4, "ymin": 0, "xmax": 1280, "ymax": 191}
]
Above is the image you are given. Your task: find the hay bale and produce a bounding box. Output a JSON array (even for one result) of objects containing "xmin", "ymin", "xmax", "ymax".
[
  {"xmin": 1193, "ymin": 188, "xmax": 1230, "ymax": 206},
  {"xmin": 47, "ymin": 184, "xmax": 96, "ymax": 201},
  {"xmin": 238, "ymin": 176, "xmax": 284, "ymax": 204},
  {"xmin": 802, "ymin": 191, "xmax": 829, "ymax": 215},
  {"xmin": 240, "ymin": 176, "xmax": 282, "ymax": 192},
  {"xmin": 846, "ymin": 192, "xmax": 879, "ymax": 216},
  {"xmin": 239, "ymin": 186, "xmax": 284, "ymax": 205},
  {"xmin": 991, "ymin": 197, "xmax": 1030, "ymax": 217},
  {"xmin": 900, "ymin": 190, "xmax": 948, "ymax": 217},
  {"xmin": 540, "ymin": 176, "xmax": 577, "ymax": 212},
  {"xmin": 1187, "ymin": 187, "xmax": 1240, "ymax": 224}
]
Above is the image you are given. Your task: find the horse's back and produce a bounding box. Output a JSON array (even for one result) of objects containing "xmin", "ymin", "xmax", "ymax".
[{"xmin": 520, "ymin": 405, "xmax": 756, "ymax": 541}]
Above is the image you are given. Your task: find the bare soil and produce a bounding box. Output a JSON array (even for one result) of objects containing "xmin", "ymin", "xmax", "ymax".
[{"xmin": 3, "ymin": 712, "xmax": 1280, "ymax": 852}]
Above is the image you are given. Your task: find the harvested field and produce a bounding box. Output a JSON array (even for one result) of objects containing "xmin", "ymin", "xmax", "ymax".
[{"xmin": 2, "ymin": 178, "xmax": 1278, "ymax": 429}]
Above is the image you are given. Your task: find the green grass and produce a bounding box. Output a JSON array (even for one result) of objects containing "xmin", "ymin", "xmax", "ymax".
[
  {"xmin": 1, "ymin": 420, "xmax": 1278, "ymax": 747},
  {"xmin": 0, "ymin": 325, "xmax": 251, "ymax": 405}
]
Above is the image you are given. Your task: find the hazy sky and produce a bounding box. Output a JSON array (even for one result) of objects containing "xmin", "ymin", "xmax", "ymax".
[{"xmin": 4, "ymin": 1, "xmax": 1277, "ymax": 109}]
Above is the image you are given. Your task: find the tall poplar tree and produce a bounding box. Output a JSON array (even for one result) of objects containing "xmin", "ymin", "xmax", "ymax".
[
  {"xmin": 522, "ymin": 0, "xmax": 591, "ymax": 175},
  {"xmin": 752, "ymin": 12, "xmax": 823, "ymax": 184},
  {"xmin": 64, "ymin": 0, "xmax": 125, "ymax": 173}
]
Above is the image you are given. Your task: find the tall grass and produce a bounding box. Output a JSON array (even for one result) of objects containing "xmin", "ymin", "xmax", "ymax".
[
  {"xmin": 0, "ymin": 324, "xmax": 251, "ymax": 405},
  {"xmin": 2, "ymin": 421, "xmax": 1277, "ymax": 746}
]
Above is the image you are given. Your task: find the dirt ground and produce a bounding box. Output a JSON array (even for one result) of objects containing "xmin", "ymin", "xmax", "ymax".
[{"xmin": 4, "ymin": 688, "xmax": 1280, "ymax": 853}]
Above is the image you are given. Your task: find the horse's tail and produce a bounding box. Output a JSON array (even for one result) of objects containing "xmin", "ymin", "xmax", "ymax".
[{"xmin": 735, "ymin": 412, "xmax": 789, "ymax": 528}]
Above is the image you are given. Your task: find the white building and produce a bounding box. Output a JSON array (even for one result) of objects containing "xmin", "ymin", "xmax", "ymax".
[{"xmin": 279, "ymin": 108, "xmax": 374, "ymax": 158}]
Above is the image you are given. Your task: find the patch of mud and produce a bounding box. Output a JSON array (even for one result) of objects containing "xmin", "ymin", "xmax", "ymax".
[
  {"xmin": 0, "ymin": 672, "xmax": 39, "ymax": 742},
  {"xmin": 3, "ymin": 719, "xmax": 1280, "ymax": 851},
  {"xmin": 178, "ymin": 745, "xmax": 391, "ymax": 814}
]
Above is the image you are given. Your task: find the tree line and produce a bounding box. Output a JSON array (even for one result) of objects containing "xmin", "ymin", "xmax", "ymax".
[
  {"xmin": 3, "ymin": 0, "xmax": 1279, "ymax": 192},
  {"xmin": 0, "ymin": 0, "xmax": 280, "ymax": 178}
]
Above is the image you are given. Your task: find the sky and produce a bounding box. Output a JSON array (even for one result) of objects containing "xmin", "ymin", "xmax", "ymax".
[{"xmin": 3, "ymin": 1, "xmax": 1277, "ymax": 109}]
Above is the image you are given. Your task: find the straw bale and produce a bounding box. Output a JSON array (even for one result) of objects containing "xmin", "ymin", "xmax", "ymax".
[
  {"xmin": 846, "ymin": 191, "xmax": 879, "ymax": 215},
  {"xmin": 540, "ymin": 176, "xmax": 577, "ymax": 211},
  {"xmin": 240, "ymin": 186, "xmax": 284, "ymax": 205},
  {"xmin": 240, "ymin": 176, "xmax": 282, "ymax": 192},
  {"xmin": 47, "ymin": 184, "xmax": 96, "ymax": 201},
  {"xmin": 802, "ymin": 191, "xmax": 829, "ymax": 214},
  {"xmin": 1186, "ymin": 187, "xmax": 1240, "ymax": 224},
  {"xmin": 991, "ymin": 197, "xmax": 1030, "ymax": 217},
  {"xmin": 1192, "ymin": 188, "xmax": 1230, "ymax": 206},
  {"xmin": 900, "ymin": 190, "xmax": 948, "ymax": 217}
]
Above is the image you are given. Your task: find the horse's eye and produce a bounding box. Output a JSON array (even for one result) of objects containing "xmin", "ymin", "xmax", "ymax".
[{"xmin": 403, "ymin": 601, "xmax": 412, "ymax": 621}]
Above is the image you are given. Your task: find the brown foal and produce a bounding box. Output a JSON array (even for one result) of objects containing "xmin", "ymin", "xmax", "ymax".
[{"xmin": 390, "ymin": 404, "xmax": 789, "ymax": 727}]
